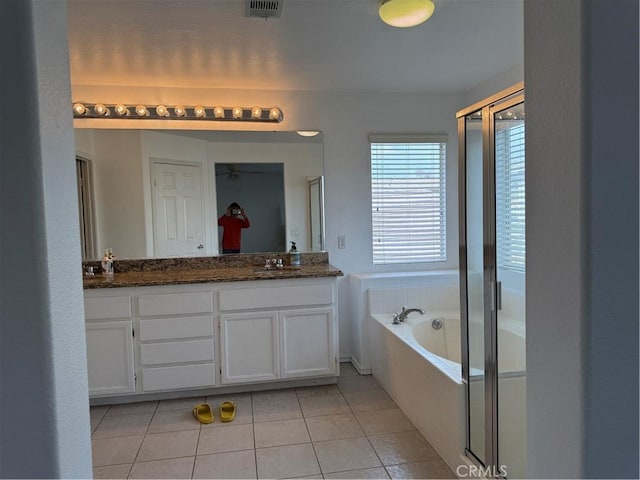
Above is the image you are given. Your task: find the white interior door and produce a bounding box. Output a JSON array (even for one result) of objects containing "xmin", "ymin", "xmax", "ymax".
[{"xmin": 152, "ymin": 162, "xmax": 205, "ymax": 257}]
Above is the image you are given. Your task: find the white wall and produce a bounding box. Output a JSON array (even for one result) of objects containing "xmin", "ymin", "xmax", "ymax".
[
  {"xmin": 463, "ymin": 62, "xmax": 524, "ymax": 109},
  {"xmin": 524, "ymin": 0, "xmax": 639, "ymax": 478},
  {"xmin": 0, "ymin": 0, "xmax": 92, "ymax": 476},
  {"xmin": 94, "ymin": 130, "xmax": 146, "ymax": 257}
]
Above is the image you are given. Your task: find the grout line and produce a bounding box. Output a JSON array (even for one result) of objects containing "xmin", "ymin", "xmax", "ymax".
[
  {"xmin": 251, "ymin": 391, "xmax": 259, "ymax": 480},
  {"xmin": 127, "ymin": 401, "xmax": 159, "ymax": 471},
  {"xmin": 90, "ymin": 409, "xmax": 108, "ymax": 435},
  {"xmin": 190, "ymin": 422, "xmax": 202, "ymax": 479}
]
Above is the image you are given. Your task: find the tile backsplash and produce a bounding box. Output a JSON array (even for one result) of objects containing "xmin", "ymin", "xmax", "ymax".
[{"xmin": 368, "ymin": 285, "xmax": 460, "ymax": 316}]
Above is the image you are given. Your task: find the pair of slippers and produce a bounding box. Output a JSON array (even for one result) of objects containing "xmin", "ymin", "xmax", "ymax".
[{"xmin": 192, "ymin": 401, "xmax": 236, "ymax": 424}]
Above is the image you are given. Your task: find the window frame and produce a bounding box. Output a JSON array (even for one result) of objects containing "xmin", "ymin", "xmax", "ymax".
[{"xmin": 369, "ymin": 134, "xmax": 449, "ymax": 266}]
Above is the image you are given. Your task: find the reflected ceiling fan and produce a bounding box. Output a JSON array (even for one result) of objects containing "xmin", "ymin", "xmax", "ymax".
[{"xmin": 216, "ymin": 164, "xmax": 265, "ymax": 180}]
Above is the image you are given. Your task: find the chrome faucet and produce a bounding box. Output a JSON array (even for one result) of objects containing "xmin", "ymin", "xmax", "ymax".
[{"xmin": 392, "ymin": 306, "xmax": 425, "ymax": 324}]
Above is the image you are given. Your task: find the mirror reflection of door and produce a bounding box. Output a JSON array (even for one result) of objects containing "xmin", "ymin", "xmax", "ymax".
[
  {"xmin": 151, "ymin": 161, "xmax": 206, "ymax": 257},
  {"xmin": 215, "ymin": 163, "xmax": 286, "ymax": 253},
  {"xmin": 76, "ymin": 156, "xmax": 97, "ymax": 260},
  {"xmin": 307, "ymin": 176, "xmax": 325, "ymax": 251}
]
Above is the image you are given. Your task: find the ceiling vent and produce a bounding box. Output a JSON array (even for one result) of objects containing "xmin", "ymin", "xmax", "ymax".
[{"xmin": 244, "ymin": 0, "xmax": 284, "ymax": 19}]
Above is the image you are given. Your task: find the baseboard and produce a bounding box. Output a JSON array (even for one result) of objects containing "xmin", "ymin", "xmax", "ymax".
[
  {"xmin": 349, "ymin": 355, "xmax": 372, "ymax": 375},
  {"xmin": 90, "ymin": 376, "xmax": 338, "ymax": 406}
]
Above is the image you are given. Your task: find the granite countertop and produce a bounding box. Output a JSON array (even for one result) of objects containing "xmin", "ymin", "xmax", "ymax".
[{"xmin": 83, "ymin": 263, "xmax": 343, "ymax": 289}]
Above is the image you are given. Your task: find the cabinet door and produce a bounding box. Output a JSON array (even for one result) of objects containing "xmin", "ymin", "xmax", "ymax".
[
  {"xmin": 280, "ymin": 307, "xmax": 336, "ymax": 378},
  {"xmin": 85, "ymin": 320, "xmax": 135, "ymax": 396},
  {"xmin": 220, "ymin": 312, "xmax": 280, "ymax": 384}
]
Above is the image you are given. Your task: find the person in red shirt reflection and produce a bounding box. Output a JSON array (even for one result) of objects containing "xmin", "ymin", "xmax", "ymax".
[{"xmin": 217, "ymin": 202, "xmax": 250, "ymax": 253}]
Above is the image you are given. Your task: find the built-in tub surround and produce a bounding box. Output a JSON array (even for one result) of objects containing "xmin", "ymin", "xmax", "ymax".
[
  {"xmin": 368, "ymin": 285, "xmax": 526, "ymax": 477},
  {"xmin": 348, "ymin": 271, "xmax": 459, "ymax": 372},
  {"xmin": 82, "ymin": 252, "xmax": 342, "ymax": 288},
  {"xmin": 370, "ymin": 313, "xmax": 465, "ymax": 473},
  {"xmin": 368, "ymin": 284, "xmax": 463, "ymax": 472}
]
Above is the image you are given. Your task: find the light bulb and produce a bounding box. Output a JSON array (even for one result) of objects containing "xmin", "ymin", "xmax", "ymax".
[
  {"xmin": 156, "ymin": 105, "xmax": 169, "ymax": 117},
  {"xmin": 268, "ymin": 107, "xmax": 282, "ymax": 121},
  {"xmin": 135, "ymin": 105, "xmax": 148, "ymax": 116},
  {"xmin": 251, "ymin": 106, "xmax": 262, "ymax": 119},
  {"xmin": 115, "ymin": 104, "xmax": 129, "ymax": 116},
  {"xmin": 232, "ymin": 107, "xmax": 243, "ymax": 119},
  {"xmin": 213, "ymin": 106, "xmax": 225, "ymax": 118},
  {"xmin": 194, "ymin": 106, "xmax": 206, "ymax": 118},
  {"xmin": 94, "ymin": 103, "xmax": 109, "ymax": 116},
  {"xmin": 73, "ymin": 103, "xmax": 87, "ymax": 115},
  {"xmin": 174, "ymin": 105, "xmax": 186, "ymax": 117}
]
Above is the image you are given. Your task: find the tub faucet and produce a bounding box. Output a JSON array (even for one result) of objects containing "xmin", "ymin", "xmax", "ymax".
[{"xmin": 392, "ymin": 306, "xmax": 425, "ymax": 324}]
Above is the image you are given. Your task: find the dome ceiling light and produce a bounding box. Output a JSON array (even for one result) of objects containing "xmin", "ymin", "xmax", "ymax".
[{"xmin": 379, "ymin": 0, "xmax": 436, "ymax": 28}]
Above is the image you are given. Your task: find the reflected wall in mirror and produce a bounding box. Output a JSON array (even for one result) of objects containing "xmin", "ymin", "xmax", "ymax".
[
  {"xmin": 74, "ymin": 129, "xmax": 324, "ymax": 260},
  {"xmin": 215, "ymin": 163, "xmax": 285, "ymax": 253}
]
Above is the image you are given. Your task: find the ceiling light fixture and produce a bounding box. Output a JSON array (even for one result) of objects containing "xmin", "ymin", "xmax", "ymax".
[
  {"xmin": 72, "ymin": 103, "xmax": 284, "ymax": 123},
  {"xmin": 379, "ymin": 0, "xmax": 435, "ymax": 28}
]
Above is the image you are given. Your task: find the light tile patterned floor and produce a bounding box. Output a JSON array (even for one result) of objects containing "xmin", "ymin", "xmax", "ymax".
[{"xmin": 91, "ymin": 363, "xmax": 455, "ymax": 479}]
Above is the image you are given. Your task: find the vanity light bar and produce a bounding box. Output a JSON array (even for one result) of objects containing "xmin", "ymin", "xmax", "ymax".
[{"xmin": 72, "ymin": 103, "xmax": 284, "ymax": 123}]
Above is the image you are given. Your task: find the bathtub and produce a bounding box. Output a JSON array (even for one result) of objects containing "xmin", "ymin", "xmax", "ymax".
[
  {"xmin": 369, "ymin": 312, "xmax": 465, "ymax": 472},
  {"xmin": 370, "ymin": 312, "xmax": 527, "ymax": 477}
]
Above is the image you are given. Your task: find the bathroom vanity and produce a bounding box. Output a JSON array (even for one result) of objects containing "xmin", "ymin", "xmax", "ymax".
[{"xmin": 83, "ymin": 254, "xmax": 342, "ymax": 401}]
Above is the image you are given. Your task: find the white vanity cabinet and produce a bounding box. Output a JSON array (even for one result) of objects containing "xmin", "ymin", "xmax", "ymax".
[
  {"xmin": 84, "ymin": 275, "xmax": 339, "ymax": 399},
  {"xmin": 220, "ymin": 311, "xmax": 280, "ymax": 384},
  {"xmin": 280, "ymin": 307, "xmax": 335, "ymax": 378},
  {"xmin": 219, "ymin": 279, "xmax": 338, "ymax": 385},
  {"xmin": 136, "ymin": 285, "xmax": 216, "ymax": 392},
  {"xmin": 84, "ymin": 290, "xmax": 136, "ymax": 397}
]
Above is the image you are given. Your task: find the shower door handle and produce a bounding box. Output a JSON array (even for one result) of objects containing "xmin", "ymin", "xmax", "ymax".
[{"xmin": 490, "ymin": 280, "xmax": 503, "ymax": 312}]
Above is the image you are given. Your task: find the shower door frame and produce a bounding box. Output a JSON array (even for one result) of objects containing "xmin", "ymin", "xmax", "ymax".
[{"xmin": 457, "ymin": 83, "xmax": 524, "ymax": 474}]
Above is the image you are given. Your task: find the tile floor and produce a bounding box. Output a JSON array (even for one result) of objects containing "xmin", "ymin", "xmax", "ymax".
[{"xmin": 91, "ymin": 363, "xmax": 455, "ymax": 479}]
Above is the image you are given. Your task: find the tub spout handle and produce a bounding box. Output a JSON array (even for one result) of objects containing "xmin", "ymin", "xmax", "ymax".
[{"xmin": 396, "ymin": 306, "xmax": 425, "ymax": 323}]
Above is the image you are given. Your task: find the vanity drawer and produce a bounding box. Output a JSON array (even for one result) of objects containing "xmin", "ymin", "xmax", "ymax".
[
  {"xmin": 139, "ymin": 315, "xmax": 213, "ymax": 341},
  {"xmin": 138, "ymin": 291, "xmax": 213, "ymax": 317},
  {"xmin": 141, "ymin": 363, "xmax": 216, "ymax": 392},
  {"xmin": 219, "ymin": 284, "xmax": 334, "ymax": 311},
  {"xmin": 85, "ymin": 295, "xmax": 132, "ymax": 320},
  {"xmin": 140, "ymin": 339, "xmax": 214, "ymax": 366}
]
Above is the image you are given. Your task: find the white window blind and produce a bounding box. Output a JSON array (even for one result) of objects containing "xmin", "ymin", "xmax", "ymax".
[
  {"xmin": 370, "ymin": 135, "xmax": 447, "ymax": 265},
  {"xmin": 495, "ymin": 122, "xmax": 525, "ymax": 273}
]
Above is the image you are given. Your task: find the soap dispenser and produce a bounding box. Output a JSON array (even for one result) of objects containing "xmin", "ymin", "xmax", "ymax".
[{"xmin": 289, "ymin": 241, "xmax": 301, "ymax": 267}]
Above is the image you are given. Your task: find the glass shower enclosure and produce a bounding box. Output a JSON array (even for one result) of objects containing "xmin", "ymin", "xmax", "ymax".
[{"xmin": 457, "ymin": 84, "xmax": 526, "ymax": 478}]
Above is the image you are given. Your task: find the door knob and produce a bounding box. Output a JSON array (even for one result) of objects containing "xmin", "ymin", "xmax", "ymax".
[{"xmin": 197, "ymin": 244, "xmax": 204, "ymax": 249}]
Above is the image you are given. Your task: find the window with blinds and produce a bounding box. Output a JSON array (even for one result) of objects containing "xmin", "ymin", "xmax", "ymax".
[
  {"xmin": 495, "ymin": 122, "xmax": 525, "ymax": 273},
  {"xmin": 370, "ymin": 135, "xmax": 447, "ymax": 265}
]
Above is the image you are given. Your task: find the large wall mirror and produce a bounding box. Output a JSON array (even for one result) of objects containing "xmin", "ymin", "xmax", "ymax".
[{"xmin": 74, "ymin": 128, "xmax": 325, "ymax": 260}]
